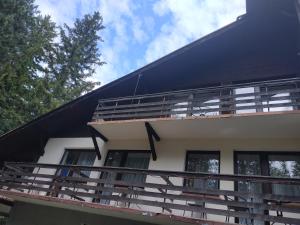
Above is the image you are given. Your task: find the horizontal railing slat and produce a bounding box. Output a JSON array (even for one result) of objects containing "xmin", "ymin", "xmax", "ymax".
[
  {"xmin": 2, "ymin": 162, "xmax": 300, "ymax": 224},
  {"xmin": 4, "ymin": 162, "xmax": 300, "ymax": 184},
  {"xmin": 2, "ymin": 174, "xmax": 300, "ymax": 214},
  {"xmin": 1, "ymin": 181, "xmax": 299, "ymax": 225},
  {"xmin": 94, "ymin": 102, "xmax": 300, "ymax": 120},
  {"xmin": 96, "ymin": 87, "xmax": 300, "ymax": 112},
  {"xmin": 95, "ymin": 95, "xmax": 299, "ymax": 116},
  {"xmin": 94, "ymin": 97, "xmax": 299, "ymax": 117}
]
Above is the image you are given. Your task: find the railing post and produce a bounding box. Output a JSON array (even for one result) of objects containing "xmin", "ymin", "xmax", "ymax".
[
  {"xmin": 160, "ymin": 96, "xmax": 166, "ymax": 117},
  {"xmin": 187, "ymin": 94, "xmax": 194, "ymax": 116},
  {"xmin": 220, "ymin": 87, "xmax": 234, "ymax": 115},
  {"xmin": 291, "ymin": 81, "xmax": 300, "ymax": 110},
  {"xmin": 27, "ymin": 166, "xmax": 40, "ymax": 194},
  {"xmin": 112, "ymin": 101, "xmax": 118, "ymax": 121},
  {"xmin": 134, "ymin": 99, "xmax": 141, "ymax": 119},
  {"xmin": 254, "ymin": 86, "xmax": 265, "ymax": 113}
]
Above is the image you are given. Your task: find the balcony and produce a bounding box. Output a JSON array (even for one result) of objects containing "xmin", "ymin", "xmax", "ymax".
[
  {"xmin": 88, "ymin": 78, "xmax": 300, "ymax": 142},
  {"xmin": 1, "ymin": 162, "xmax": 300, "ymax": 225},
  {"xmin": 92, "ymin": 77, "xmax": 300, "ymax": 122}
]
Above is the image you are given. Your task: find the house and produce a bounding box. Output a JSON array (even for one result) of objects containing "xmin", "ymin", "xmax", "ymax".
[{"xmin": 0, "ymin": 0, "xmax": 300, "ymax": 224}]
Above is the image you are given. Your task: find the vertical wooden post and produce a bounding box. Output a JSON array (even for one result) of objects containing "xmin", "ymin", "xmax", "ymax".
[{"xmin": 220, "ymin": 87, "xmax": 233, "ymax": 115}]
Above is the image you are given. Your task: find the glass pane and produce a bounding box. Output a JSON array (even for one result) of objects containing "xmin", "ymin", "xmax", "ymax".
[
  {"xmin": 103, "ymin": 151, "xmax": 150, "ymax": 183},
  {"xmin": 59, "ymin": 150, "xmax": 96, "ymax": 178},
  {"xmin": 122, "ymin": 152, "xmax": 150, "ymax": 184},
  {"xmin": 62, "ymin": 151, "xmax": 79, "ymax": 165},
  {"xmin": 77, "ymin": 151, "xmax": 96, "ymax": 177},
  {"xmin": 186, "ymin": 152, "xmax": 219, "ymax": 190},
  {"xmin": 236, "ymin": 153, "xmax": 262, "ymax": 193},
  {"xmin": 100, "ymin": 151, "xmax": 150, "ymax": 204},
  {"xmin": 100, "ymin": 151, "xmax": 125, "ymax": 205},
  {"xmin": 105, "ymin": 151, "xmax": 124, "ymax": 167},
  {"xmin": 235, "ymin": 153, "xmax": 263, "ymax": 225},
  {"xmin": 269, "ymin": 154, "xmax": 300, "ymax": 197},
  {"xmin": 59, "ymin": 150, "xmax": 80, "ymax": 176},
  {"xmin": 103, "ymin": 151, "xmax": 124, "ymax": 181}
]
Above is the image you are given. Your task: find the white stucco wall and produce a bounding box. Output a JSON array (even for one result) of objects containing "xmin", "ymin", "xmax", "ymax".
[
  {"xmin": 35, "ymin": 137, "xmax": 300, "ymax": 223},
  {"xmin": 40, "ymin": 137, "xmax": 300, "ymax": 172}
]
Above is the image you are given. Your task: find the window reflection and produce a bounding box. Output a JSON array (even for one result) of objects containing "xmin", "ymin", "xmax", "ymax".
[
  {"xmin": 185, "ymin": 152, "xmax": 220, "ymax": 190},
  {"xmin": 269, "ymin": 154, "xmax": 300, "ymax": 197}
]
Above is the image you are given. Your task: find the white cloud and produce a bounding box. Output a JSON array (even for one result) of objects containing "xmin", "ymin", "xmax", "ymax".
[
  {"xmin": 146, "ymin": 0, "xmax": 246, "ymax": 63},
  {"xmin": 35, "ymin": 0, "xmax": 246, "ymax": 86},
  {"xmin": 94, "ymin": 0, "xmax": 135, "ymax": 84},
  {"xmin": 36, "ymin": 0, "xmax": 145, "ymax": 85},
  {"xmin": 132, "ymin": 17, "xmax": 148, "ymax": 44},
  {"xmin": 36, "ymin": 0, "xmax": 78, "ymax": 25}
]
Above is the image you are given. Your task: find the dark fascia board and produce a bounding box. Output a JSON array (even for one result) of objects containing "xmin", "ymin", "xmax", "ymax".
[{"xmin": 0, "ymin": 17, "xmax": 245, "ymax": 142}]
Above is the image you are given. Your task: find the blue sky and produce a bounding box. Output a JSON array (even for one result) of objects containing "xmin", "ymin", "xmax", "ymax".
[{"xmin": 36, "ymin": 0, "xmax": 246, "ymax": 86}]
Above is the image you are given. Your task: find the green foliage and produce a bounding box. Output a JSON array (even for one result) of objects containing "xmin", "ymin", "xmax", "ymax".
[{"xmin": 0, "ymin": 0, "xmax": 104, "ymax": 135}]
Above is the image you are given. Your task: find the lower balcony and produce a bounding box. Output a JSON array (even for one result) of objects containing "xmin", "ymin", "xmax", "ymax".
[{"xmin": 1, "ymin": 162, "xmax": 300, "ymax": 225}]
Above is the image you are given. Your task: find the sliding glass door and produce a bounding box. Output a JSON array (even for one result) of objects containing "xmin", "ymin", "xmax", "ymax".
[
  {"xmin": 235, "ymin": 153, "xmax": 263, "ymax": 225},
  {"xmin": 99, "ymin": 150, "xmax": 150, "ymax": 204},
  {"xmin": 235, "ymin": 152, "xmax": 300, "ymax": 224}
]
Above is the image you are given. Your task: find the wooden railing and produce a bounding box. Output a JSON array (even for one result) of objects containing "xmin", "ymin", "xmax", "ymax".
[
  {"xmin": 92, "ymin": 78, "xmax": 300, "ymax": 121},
  {"xmin": 1, "ymin": 162, "xmax": 300, "ymax": 224}
]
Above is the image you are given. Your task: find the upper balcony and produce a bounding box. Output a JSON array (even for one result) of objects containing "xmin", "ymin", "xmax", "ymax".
[
  {"xmin": 92, "ymin": 77, "xmax": 300, "ymax": 122},
  {"xmin": 88, "ymin": 77, "xmax": 300, "ymax": 142}
]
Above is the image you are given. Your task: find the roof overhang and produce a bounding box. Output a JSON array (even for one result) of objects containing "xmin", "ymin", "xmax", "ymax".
[{"xmin": 88, "ymin": 111, "xmax": 300, "ymax": 141}]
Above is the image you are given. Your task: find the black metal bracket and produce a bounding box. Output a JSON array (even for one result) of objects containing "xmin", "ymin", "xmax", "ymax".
[
  {"xmin": 89, "ymin": 126, "xmax": 109, "ymax": 160},
  {"xmin": 145, "ymin": 122, "xmax": 160, "ymax": 161}
]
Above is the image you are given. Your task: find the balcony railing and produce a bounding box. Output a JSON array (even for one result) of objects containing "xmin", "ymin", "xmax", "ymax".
[
  {"xmin": 1, "ymin": 162, "xmax": 300, "ymax": 224},
  {"xmin": 92, "ymin": 78, "xmax": 300, "ymax": 121}
]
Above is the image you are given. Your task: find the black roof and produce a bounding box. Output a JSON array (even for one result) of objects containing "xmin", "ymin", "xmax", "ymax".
[{"xmin": 0, "ymin": 0, "xmax": 299, "ymax": 163}]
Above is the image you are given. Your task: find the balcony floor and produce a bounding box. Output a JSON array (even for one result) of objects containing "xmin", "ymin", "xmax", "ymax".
[
  {"xmin": 88, "ymin": 110, "xmax": 300, "ymax": 140},
  {"xmin": 0, "ymin": 190, "xmax": 225, "ymax": 225}
]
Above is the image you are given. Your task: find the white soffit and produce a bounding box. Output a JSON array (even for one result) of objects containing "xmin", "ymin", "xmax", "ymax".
[{"xmin": 88, "ymin": 111, "xmax": 300, "ymax": 140}]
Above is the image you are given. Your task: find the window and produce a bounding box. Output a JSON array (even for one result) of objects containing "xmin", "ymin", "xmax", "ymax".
[
  {"xmin": 59, "ymin": 149, "xmax": 96, "ymax": 178},
  {"xmin": 234, "ymin": 152, "xmax": 300, "ymax": 225},
  {"xmin": 269, "ymin": 154, "xmax": 300, "ymax": 196},
  {"xmin": 104, "ymin": 150, "xmax": 150, "ymax": 183},
  {"xmin": 235, "ymin": 152, "xmax": 300, "ymax": 196},
  {"xmin": 185, "ymin": 151, "xmax": 220, "ymax": 190}
]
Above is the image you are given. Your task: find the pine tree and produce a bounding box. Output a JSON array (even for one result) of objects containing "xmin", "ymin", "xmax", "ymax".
[
  {"xmin": 0, "ymin": 0, "xmax": 105, "ymax": 135},
  {"xmin": 0, "ymin": 0, "xmax": 56, "ymax": 134},
  {"xmin": 46, "ymin": 12, "xmax": 105, "ymax": 108}
]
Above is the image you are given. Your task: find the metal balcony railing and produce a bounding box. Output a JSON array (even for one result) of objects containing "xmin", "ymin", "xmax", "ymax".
[
  {"xmin": 92, "ymin": 77, "xmax": 300, "ymax": 121},
  {"xmin": 1, "ymin": 162, "xmax": 300, "ymax": 224}
]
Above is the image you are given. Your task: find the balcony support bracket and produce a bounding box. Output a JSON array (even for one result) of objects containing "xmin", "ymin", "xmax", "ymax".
[
  {"xmin": 89, "ymin": 126, "xmax": 109, "ymax": 160},
  {"xmin": 145, "ymin": 122, "xmax": 160, "ymax": 161}
]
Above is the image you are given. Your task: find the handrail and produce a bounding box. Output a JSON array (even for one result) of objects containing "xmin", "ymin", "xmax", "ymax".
[{"xmin": 4, "ymin": 162, "xmax": 300, "ymax": 184}]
